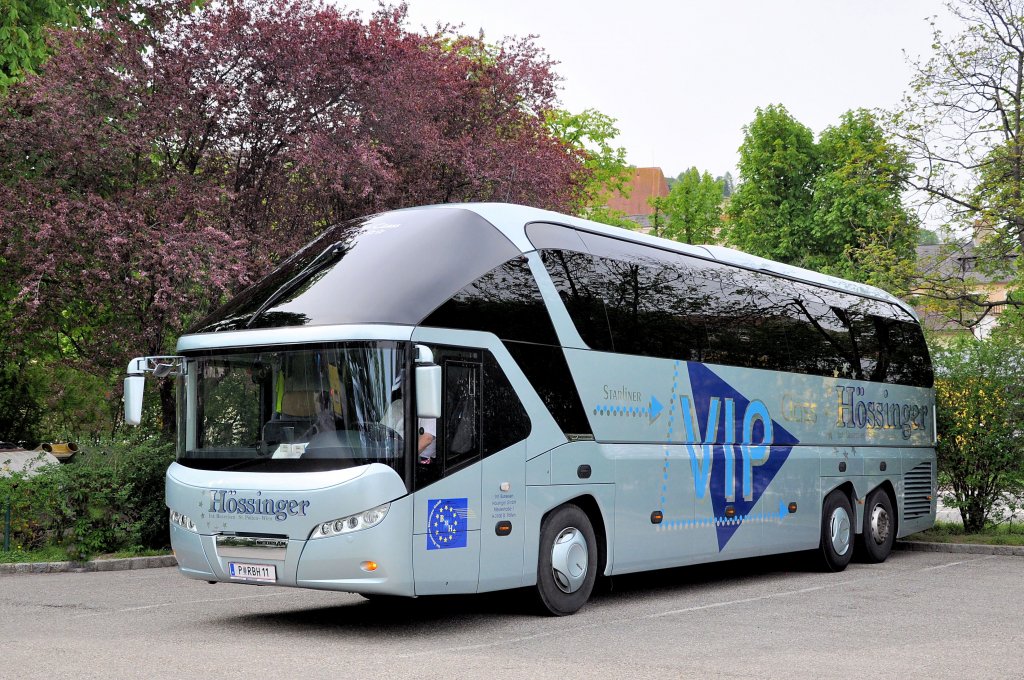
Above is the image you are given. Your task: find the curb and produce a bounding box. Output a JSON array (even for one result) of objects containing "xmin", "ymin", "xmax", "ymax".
[
  {"xmin": 896, "ymin": 540, "xmax": 1024, "ymax": 557},
  {"xmin": 0, "ymin": 554, "xmax": 177, "ymax": 575}
]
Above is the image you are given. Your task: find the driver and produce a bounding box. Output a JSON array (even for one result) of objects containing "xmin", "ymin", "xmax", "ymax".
[
  {"xmin": 383, "ymin": 372, "xmax": 436, "ymax": 464},
  {"xmin": 417, "ymin": 418, "xmax": 436, "ymax": 464}
]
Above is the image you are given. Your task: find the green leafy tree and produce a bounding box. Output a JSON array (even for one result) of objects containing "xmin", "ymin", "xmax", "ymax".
[
  {"xmin": 0, "ymin": 0, "xmax": 91, "ymax": 91},
  {"xmin": 545, "ymin": 107, "xmax": 632, "ymax": 226},
  {"xmin": 893, "ymin": 0, "xmax": 1024, "ymax": 323},
  {"xmin": 653, "ymin": 167, "xmax": 722, "ymax": 244},
  {"xmin": 917, "ymin": 228, "xmax": 940, "ymax": 246},
  {"xmin": 813, "ymin": 109, "xmax": 918, "ymax": 295},
  {"xmin": 726, "ymin": 105, "xmax": 916, "ymax": 295},
  {"xmin": 724, "ymin": 104, "xmax": 819, "ymax": 262},
  {"xmin": 932, "ymin": 333, "xmax": 1024, "ymax": 532},
  {"xmin": 715, "ymin": 171, "xmax": 734, "ymax": 198}
]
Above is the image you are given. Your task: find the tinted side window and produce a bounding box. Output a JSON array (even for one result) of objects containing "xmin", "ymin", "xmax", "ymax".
[
  {"xmin": 578, "ymin": 232, "xmax": 707, "ymax": 361},
  {"xmin": 443, "ymin": 361, "xmax": 480, "ymax": 472},
  {"xmin": 531, "ymin": 223, "xmax": 934, "ymax": 387},
  {"xmin": 504, "ymin": 341, "xmax": 593, "ymax": 438},
  {"xmin": 421, "ymin": 257, "xmax": 560, "ymax": 345},
  {"xmin": 885, "ymin": 317, "xmax": 934, "ymax": 388},
  {"xmin": 597, "ymin": 253, "xmax": 707, "ymax": 362},
  {"xmin": 686, "ymin": 259, "xmax": 793, "ymax": 370},
  {"xmin": 415, "ymin": 348, "xmax": 479, "ymax": 490},
  {"xmin": 842, "ymin": 297, "xmax": 897, "ymax": 382},
  {"xmin": 481, "ymin": 351, "xmax": 531, "ymax": 455},
  {"xmin": 784, "ymin": 283, "xmax": 859, "ymax": 379},
  {"xmin": 539, "ymin": 249, "xmax": 614, "ymax": 351},
  {"xmin": 539, "ymin": 248, "xmax": 707, "ymax": 361}
]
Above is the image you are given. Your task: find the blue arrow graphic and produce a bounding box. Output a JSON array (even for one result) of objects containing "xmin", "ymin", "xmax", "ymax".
[{"xmin": 649, "ymin": 395, "xmax": 663, "ymax": 422}]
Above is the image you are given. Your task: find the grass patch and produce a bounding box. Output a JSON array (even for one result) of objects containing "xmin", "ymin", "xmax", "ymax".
[
  {"xmin": 107, "ymin": 548, "xmax": 170, "ymax": 559},
  {"xmin": 0, "ymin": 545, "xmax": 73, "ymax": 564},
  {"xmin": 0, "ymin": 545, "xmax": 171, "ymax": 563},
  {"xmin": 904, "ymin": 520, "xmax": 1024, "ymax": 546}
]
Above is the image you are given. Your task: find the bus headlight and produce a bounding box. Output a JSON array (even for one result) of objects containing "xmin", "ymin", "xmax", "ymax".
[
  {"xmin": 170, "ymin": 509, "xmax": 197, "ymax": 533},
  {"xmin": 310, "ymin": 503, "xmax": 390, "ymax": 539}
]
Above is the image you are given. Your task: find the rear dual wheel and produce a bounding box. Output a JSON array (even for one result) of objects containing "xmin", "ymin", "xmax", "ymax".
[
  {"xmin": 858, "ymin": 488, "xmax": 896, "ymax": 563},
  {"xmin": 819, "ymin": 490, "xmax": 854, "ymax": 572}
]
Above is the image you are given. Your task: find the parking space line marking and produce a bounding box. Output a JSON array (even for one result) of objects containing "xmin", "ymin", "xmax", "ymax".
[
  {"xmin": 71, "ymin": 590, "xmax": 295, "ymax": 619},
  {"xmin": 395, "ymin": 555, "xmax": 997, "ymax": 659}
]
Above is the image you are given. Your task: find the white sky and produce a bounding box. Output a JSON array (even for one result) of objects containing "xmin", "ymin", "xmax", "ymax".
[{"xmin": 337, "ymin": 0, "xmax": 953, "ymax": 180}]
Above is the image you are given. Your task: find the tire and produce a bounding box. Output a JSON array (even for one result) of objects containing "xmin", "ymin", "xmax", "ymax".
[
  {"xmin": 858, "ymin": 487, "xmax": 896, "ymax": 563},
  {"xmin": 535, "ymin": 504, "xmax": 598, "ymax": 616},
  {"xmin": 819, "ymin": 490, "xmax": 854, "ymax": 572}
]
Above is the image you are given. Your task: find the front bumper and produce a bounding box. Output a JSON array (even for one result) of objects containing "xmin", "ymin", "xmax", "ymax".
[{"xmin": 170, "ymin": 496, "xmax": 415, "ymax": 596}]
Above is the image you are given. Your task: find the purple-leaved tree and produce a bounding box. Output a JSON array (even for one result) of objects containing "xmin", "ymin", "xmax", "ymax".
[{"xmin": 0, "ymin": 0, "xmax": 586, "ymax": 432}]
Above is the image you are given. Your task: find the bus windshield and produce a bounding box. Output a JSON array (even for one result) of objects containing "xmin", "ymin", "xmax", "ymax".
[{"xmin": 178, "ymin": 342, "xmax": 407, "ymax": 474}]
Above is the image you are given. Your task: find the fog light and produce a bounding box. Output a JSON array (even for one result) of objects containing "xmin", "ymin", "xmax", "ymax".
[{"xmin": 170, "ymin": 510, "xmax": 198, "ymax": 533}]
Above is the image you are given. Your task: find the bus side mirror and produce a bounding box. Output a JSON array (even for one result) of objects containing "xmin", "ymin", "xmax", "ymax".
[
  {"xmin": 124, "ymin": 375, "xmax": 145, "ymax": 426},
  {"xmin": 415, "ymin": 365, "xmax": 441, "ymax": 418}
]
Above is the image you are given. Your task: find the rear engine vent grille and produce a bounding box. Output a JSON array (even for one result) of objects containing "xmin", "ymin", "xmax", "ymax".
[{"xmin": 903, "ymin": 462, "xmax": 933, "ymax": 520}]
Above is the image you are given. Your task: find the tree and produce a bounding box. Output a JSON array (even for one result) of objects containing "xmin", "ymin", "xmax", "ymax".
[
  {"xmin": 812, "ymin": 109, "xmax": 918, "ymax": 295},
  {"xmin": 724, "ymin": 104, "xmax": 819, "ymax": 263},
  {"xmin": 653, "ymin": 167, "xmax": 722, "ymax": 244},
  {"xmin": 894, "ymin": 0, "xmax": 1024, "ymax": 321},
  {"xmin": 932, "ymin": 333, "xmax": 1024, "ymax": 532},
  {"xmin": 715, "ymin": 171, "xmax": 734, "ymax": 198},
  {"xmin": 545, "ymin": 107, "xmax": 632, "ymax": 226},
  {"xmin": 0, "ymin": 0, "xmax": 586, "ymax": 436},
  {"xmin": 725, "ymin": 105, "xmax": 917, "ymax": 295},
  {"xmin": 0, "ymin": 0, "xmax": 81, "ymax": 90}
]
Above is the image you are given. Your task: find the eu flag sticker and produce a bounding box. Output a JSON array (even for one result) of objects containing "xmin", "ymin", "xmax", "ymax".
[{"xmin": 427, "ymin": 498, "xmax": 468, "ymax": 550}]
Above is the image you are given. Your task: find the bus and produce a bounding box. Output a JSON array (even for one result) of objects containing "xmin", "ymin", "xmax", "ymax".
[{"xmin": 124, "ymin": 203, "xmax": 936, "ymax": 615}]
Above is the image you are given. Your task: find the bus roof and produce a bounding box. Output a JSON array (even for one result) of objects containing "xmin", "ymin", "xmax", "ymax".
[{"xmin": 186, "ymin": 202, "xmax": 918, "ymax": 340}]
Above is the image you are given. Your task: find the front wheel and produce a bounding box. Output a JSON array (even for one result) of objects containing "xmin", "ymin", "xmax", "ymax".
[
  {"xmin": 535, "ymin": 504, "xmax": 598, "ymax": 616},
  {"xmin": 819, "ymin": 490, "xmax": 854, "ymax": 572},
  {"xmin": 858, "ymin": 488, "xmax": 896, "ymax": 563}
]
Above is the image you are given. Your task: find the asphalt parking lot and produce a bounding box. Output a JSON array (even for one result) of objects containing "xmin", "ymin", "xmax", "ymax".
[{"xmin": 3, "ymin": 550, "xmax": 1022, "ymax": 679}]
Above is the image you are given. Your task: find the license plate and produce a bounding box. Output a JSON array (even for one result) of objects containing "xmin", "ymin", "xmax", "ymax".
[{"xmin": 228, "ymin": 562, "xmax": 277, "ymax": 582}]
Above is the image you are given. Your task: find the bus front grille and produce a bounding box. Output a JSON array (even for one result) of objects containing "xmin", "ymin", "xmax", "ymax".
[{"xmin": 903, "ymin": 462, "xmax": 933, "ymax": 520}]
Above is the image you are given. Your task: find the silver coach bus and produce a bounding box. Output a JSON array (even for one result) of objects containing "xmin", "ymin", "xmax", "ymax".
[{"xmin": 124, "ymin": 203, "xmax": 936, "ymax": 615}]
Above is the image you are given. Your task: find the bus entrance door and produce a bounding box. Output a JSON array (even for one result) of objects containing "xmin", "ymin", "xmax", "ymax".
[{"xmin": 412, "ymin": 354, "xmax": 483, "ymax": 595}]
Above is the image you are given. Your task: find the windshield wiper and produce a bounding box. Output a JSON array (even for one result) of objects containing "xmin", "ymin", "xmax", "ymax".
[{"xmin": 220, "ymin": 452, "xmax": 274, "ymax": 472}]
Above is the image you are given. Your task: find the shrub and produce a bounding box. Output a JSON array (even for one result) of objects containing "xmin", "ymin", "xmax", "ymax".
[
  {"xmin": 932, "ymin": 334, "xmax": 1024, "ymax": 532},
  {"xmin": 0, "ymin": 435, "xmax": 174, "ymax": 560}
]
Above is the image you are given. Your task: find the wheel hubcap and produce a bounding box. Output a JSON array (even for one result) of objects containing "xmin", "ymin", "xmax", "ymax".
[
  {"xmin": 870, "ymin": 504, "xmax": 891, "ymax": 545},
  {"xmin": 829, "ymin": 506, "xmax": 851, "ymax": 556},
  {"xmin": 551, "ymin": 527, "xmax": 589, "ymax": 593}
]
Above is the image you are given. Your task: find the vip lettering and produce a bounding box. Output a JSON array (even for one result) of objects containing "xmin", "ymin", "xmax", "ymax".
[
  {"xmin": 603, "ymin": 384, "xmax": 643, "ymax": 402},
  {"xmin": 835, "ymin": 385, "xmax": 928, "ymax": 440},
  {"xmin": 208, "ymin": 489, "xmax": 310, "ymax": 521},
  {"xmin": 679, "ymin": 395, "xmax": 773, "ymax": 502}
]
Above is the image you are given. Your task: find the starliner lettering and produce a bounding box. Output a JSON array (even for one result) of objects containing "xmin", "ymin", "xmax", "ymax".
[
  {"xmin": 603, "ymin": 384, "xmax": 643, "ymax": 402},
  {"xmin": 208, "ymin": 489, "xmax": 310, "ymax": 521}
]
